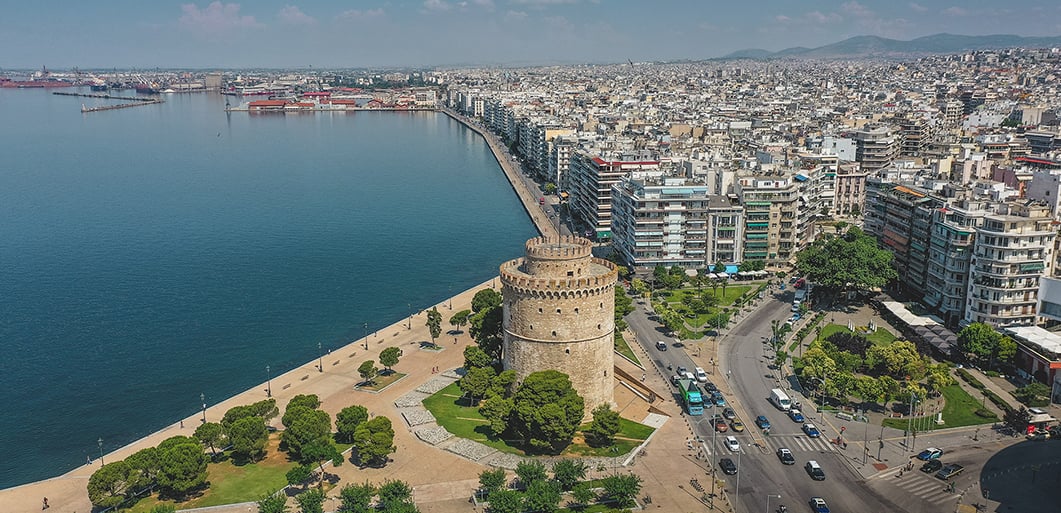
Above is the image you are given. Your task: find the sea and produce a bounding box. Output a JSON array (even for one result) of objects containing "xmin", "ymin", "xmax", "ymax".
[{"xmin": 0, "ymin": 87, "xmax": 536, "ymax": 489}]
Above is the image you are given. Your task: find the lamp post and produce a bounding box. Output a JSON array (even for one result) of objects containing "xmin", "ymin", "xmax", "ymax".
[
  {"xmin": 407, "ymin": 303, "xmax": 412, "ymax": 330},
  {"xmin": 363, "ymin": 322, "xmax": 369, "ymax": 350},
  {"xmin": 448, "ymin": 286, "xmax": 453, "ymax": 310},
  {"xmin": 766, "ymin": 493, "xmax": 781, "ymax": 513},
  {"xmin": 200, "ymin": 393, "xmax": 207, "ymax": 424},
  {"xmin": 266, "ymin": 365, "xmax": 272, "ymax": 398},
  {"xmin": 97, "ymin": 437, "xmax": 104, "ymax": 466},
  {"xmin": 317, "ymin": 341, "xmax": 323, "ymax": 372}
]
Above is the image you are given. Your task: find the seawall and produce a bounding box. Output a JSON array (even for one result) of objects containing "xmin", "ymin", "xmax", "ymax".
[{"xmin": 439, "ymin": 106, "xmax": 557, "ymax": 239}]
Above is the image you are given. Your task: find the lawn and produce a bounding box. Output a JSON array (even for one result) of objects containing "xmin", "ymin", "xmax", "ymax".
[
  {"xmin": 666, "ymin": 285, "xmax": 752, "ymax": 309},
  {"xmin": 613, "ymin": 333, "xmax": 641, "ymax": 366},
  {"xmin": 422, "ymin": 383, "xmax": 654, "ymax": 457},
  {"xmin": 881, "ymin": 384, "xmax": 998, "ymax": 431},
  {"xmin": 356, "ymin": 371, "xmax": 407, "ymax": 392},
  {"xmin": 818, "ymin": 323, "xmax": 896, "ymax": 346},
  {"xmin": 658, "ymin": 285, "xmax": 752, "ymax": 332}
]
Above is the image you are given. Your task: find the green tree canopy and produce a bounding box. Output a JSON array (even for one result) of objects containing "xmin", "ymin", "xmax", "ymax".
[
  {"xmin": 551, "ymin": 459, "xmax": 587, "ymax": 491},
  {"xmin": 471, "ymin": 288, "xmax": 502, "ymax": 313},
  {"xmin": 614, "ymin": 285, "xmax": 633, "ymax": 332},
  {"xmin": 713, "ymin": 261, "xmax": 727, "ymax": 273},
  {"xmin": 125, "ymin": 446, "xmax": 161, "ymax": 492},
  {"xmin": 379, "ymin": 347, "xmax": 402, "ymax": 371},
  {"xmin": 584, "ymin": 404, "xmax": 621, "ymax": 447},
  {"xmin": 515, "ymin": 460, "xmax": 548, "ymax": 488},
  {"xmin": 88, "ymin": 460, "xmax": 134, "ymax": 508},
  {"xmin": 459, "ymin": 365, "xmax": 497, "ymax": 405},
  {"xmin": 600, "ymin": 473, "xmax": 642, "ymax": 508},
  {"xmin": 511, "ymin": 370, "xmax": 585, "ymax": 453},
  {"xmin": 377, "ymin": 480, "xmax": 414, "ymax": 511},
  {"xmin": 426, "ymin": 307, "xmax": 443, "ymax": 344},
  {"xmin": 287, "ymin": 394, "xmax": 322, "ymax": 412},
  {"xmin": 866, "ymin": 341, "xmax": 926, "ymax": 380},
  {"xmin": 336, "ymin": 405, "xmax": 369, "ymax": 443},
  {"xmin": 524, "ymin": 479, "xmax": 562, "ymax": 513},
  {"xmin": 1004, "ymin": 406, "xmax": 1032, "ymax": 432},
  {"xmin": 257, "ymin": 492, "xmax": 289, "ymax": 513},
  {"xmin": 300, "ymin": 438, "xmax": 343, "ymax": 486},
  {"xmin": 353, "ymin": 416, "xmax": 396, "ymax": 467},
  {"xmin": 1014, "ymin": 382, "xmax": 1052, "ymax": 407},
  {"xmin": 228, "ymin": 416, "xmax": 269, "ymax": 461},
  {"xmin": 478, "ymin": 468, "xmax": 507, "ymax": 496},
  {"xmin": 486, "ymin": 489, "xmax": 522, "ymax": 513},
  {"xmin": 295, "ymin": 488, "xmax": 326, "ymax": 513},
  {"xmin": 795, "ymin": 227, "xmax": 897, "ymax": 292},
  {"xmin": 194, "ymin": 422, "xmax": 226, "ymax": 458},
  {"xmin": 357, "ymin": 360, "xmax": 379, "ymax": 384},
  {"xmin": 286, "ymin": 464, "xmax": 313, "ymax": 489},
  {"xmin": 282, "ymin": 408, "xmax": 332, "ymax": 460},
  {"xmin": 157, "ymin": 435, "xmax": 199, "ymax": 452},
  {"xmin": 338, "ymin": 482, "xmax": 376, "ymax": 513},
  {"xmin": 157, "ymin": 441, "xmax": 209, "ymax": 497},
  {"xmin": 463, "ymin": 345, "xmax": 493, "ymax": 370},
  {"xmin": 449, "ymin": 309, "xmax": 471, "ymax": 331},
  {"xmin": 479, "ymin": 395, "xmax": 514, "ymax": 435},
  {"xmin": 470, "ymin": 305, "xmax": 504, "ymax": 361}
]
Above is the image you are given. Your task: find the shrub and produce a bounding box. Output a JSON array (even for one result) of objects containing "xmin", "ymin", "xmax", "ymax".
[{"xmin": 974, "ymin": 409, "xmax": 995, "ymax": 418}]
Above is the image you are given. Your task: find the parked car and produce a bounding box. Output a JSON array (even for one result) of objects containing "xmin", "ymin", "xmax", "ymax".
[
  {"xmin": 755, "ymin": 415, "xmax": 771, "ymax": 429},
  {"xmin": 809, "ymin": 497, "xmax": 829, "ymax": 513},
  {"xmin": 788, "ymin": 409, "xmax": 805, "ymax": 422},
  {"xmin": 724, "ymin": 436, "xmax": 740, "ymax": 452},
  {"xmin": 916, "ymin": 447, "xmax": 944, "ymax": 461},
  {"xmin": 655, "ymin": 341, "xmax": 667, "ymax": 351},
  {"xmin": 1027, "ymin": 429, "xmax": 1051, "ymax": 441},
  {"xmin": 920, "ymin": 459, "xmax": 943, "ymax": 473},
  {"xmin": 776, "ymin": 447, "xmax": 795, "ymax": 465},
  {"xmin": 805, "ymin": 460, "xmax": 826, "ymax": 481},
  {"xmin": 935, "ymin": 464, "xmax": 965, "ymax": 480},
  {"xmin": 802, "ymin": 423, "xmax": 821, "ymax": 438},
  {"xmin": 722, "ymin": 407, "xmax": 737, "ymax": 420},
  {"xmin": 719, "ymin": 457, "xmax": 737, "ymax": 475},
  {"xmin": 730, "ymin": 418, "xmax": 745, "ymax": 432}
]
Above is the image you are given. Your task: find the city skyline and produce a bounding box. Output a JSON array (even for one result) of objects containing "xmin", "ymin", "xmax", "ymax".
[{"xmin": 2, "ymin": 0, "xmax": 1061, "ymax": 69}]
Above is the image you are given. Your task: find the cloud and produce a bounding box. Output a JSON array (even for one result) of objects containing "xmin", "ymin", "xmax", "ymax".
[
  {"xmin": 338, "ymin": 8, "xmax": 384, "ymax": 20},
  {"xmin": 504, "ymin": 10, "xmax": 529, "ymax": 21},
  {"xmin": 908, "ymin": 2, "xmax": 928, "ymax": 12},
  {"xmin": 278, "ymin": 5, "xmax": 315, "ymax": 25},
  {"xmin": 804, "ymin": 11, "xmax": 842, "ymax": 24},
  {"xmin": 941, "ymin": 6, "xmax": 969, "ymax": 16},
  {"xmin": 841, "ymin": 1, "xmax": 873, "ymax": 18},
  {"xmin": 423, "ymin": 0, "xmax": 451, "ymax": 11},
  {"xmin": 511, "ymin": 0, "xmax": 579, "ymax": 5},
  {"xmin": 775, "ymin": 14, "xmax": 792, "ymax": 23},
  {"xmin": 179, "ymin": 2, "xmax": 263, "ymax": 33}
]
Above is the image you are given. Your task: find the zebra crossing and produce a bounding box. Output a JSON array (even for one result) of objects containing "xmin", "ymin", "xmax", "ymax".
[
  {"xmin": 875, "ymin": 470, "xmax": 958, "ymax": 506},
  {"xmin": 700, "ymin": 434, "xmax": 836, "ymax": 455}
]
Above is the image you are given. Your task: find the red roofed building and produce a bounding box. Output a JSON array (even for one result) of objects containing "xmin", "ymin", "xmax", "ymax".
[
  {"xmin": 248, "ymin": 100, "xmax": 289, "ymax": 111},
  {"xmin": 568, "ymin": 151, "xmax": 661, "ymax": 241}
]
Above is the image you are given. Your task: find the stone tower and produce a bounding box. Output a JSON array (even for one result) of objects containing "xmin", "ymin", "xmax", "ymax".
[{"xmin": 499, "ymin": 236, "xmax": 618, "ymax": 412}]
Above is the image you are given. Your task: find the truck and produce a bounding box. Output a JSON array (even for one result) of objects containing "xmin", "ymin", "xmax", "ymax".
[
  {"xmin": 770, "ymin": 388, "xmax": 792, "ymax": 411},
  {"xmin": 678, "ymin": 379, "xmax": 705, "ymax": 416}
]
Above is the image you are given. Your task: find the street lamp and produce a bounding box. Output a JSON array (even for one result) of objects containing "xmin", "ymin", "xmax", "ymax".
[
  {"xmin": 407, "ymin": 303, "xmax": 412, "ymax": 330},
  {"xmin": 766, "ymin": 493, "xmax": 781, "ymax": 513},
  {"xmin": 317, "ymin": 341, "xmax": 323, "ymax": 372},
  {"xmin": 363, "ymin": 322, "xmax": 369, "ymax": 350},
  {"xmin": 266, "ymin": 365, "xmax": 272, "ymax": 398},
  {"xmin": 97, "ymin": 437, "xmax": 104, "ymax": 466},
  {"xmin": 200, "ymin": 393, "xmax": 207, "ymax": 424},
  {"xmin": 448, "ymin": 286, "xmax": 453, "ymax": 310}
]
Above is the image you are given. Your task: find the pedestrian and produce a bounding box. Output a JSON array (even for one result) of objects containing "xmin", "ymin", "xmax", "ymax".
[
  {"xmin": 180, "ymin": 419, "xmax": 184, "ymax": 428},
  {"xmin": 641, "ymin": 373, "xmax": 646, "ymax": 382},
  {"xmin": 42, "ymin": 497, "xmax": 49, "ymax": 509}
]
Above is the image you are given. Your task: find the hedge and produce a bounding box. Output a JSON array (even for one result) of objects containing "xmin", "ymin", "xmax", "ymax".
[{"xmin": 956, "ymin": 368, "xmax": 1013, "ymax": 414}]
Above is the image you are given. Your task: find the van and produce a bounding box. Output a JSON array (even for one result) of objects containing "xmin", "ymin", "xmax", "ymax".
[
  {"xmin": 769, "ymin": 388, "xmax": 792, "ymax": 411},
  {"xmin": 655, "ymin": 341, "xmax": 667, "ymax": 351},
  {"xmin": 805, "ymin": 460, "xmax": 826, "ymax": 481}
]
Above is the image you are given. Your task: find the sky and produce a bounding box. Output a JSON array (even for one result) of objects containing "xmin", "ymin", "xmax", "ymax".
[{"xmin": 1, "ymin": 0, "xmax": 1059, "ymax": 69}]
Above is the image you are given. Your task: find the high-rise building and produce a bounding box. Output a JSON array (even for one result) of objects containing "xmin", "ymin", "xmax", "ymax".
[{"xmin": 568, "ymin": 151, "xmax": 661, "ymax": 241}]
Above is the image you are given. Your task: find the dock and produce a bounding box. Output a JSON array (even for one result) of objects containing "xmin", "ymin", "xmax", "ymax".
[
  {"xmin": 54, "ymin": 91, "xmax": 158, "ymax": 102},
  {"xmin": 81, "ymin": 100, "xmax": 163, "ymax": 113}
]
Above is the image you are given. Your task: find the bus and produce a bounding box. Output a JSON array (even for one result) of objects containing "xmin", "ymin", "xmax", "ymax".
[{"xmin": 678, "ymin": 379, "xmax": 705, "ymax": 416}]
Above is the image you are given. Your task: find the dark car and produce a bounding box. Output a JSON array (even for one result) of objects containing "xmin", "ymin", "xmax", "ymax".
[
  {"xmin": 809, "ymin": 497, "xmax": 829, "ymax": 513},
  {"xmin": 788, "ymin": 409, "xmax": 805, "ymax": 422},
  {"xmin": 776, "ymin": 447, "xmax": 795, "ymax": 465},
  {"xmin": 936, "ymin": 464, "xmax": 965, "ymax": 480},
  {"xmin": 755, "ymin": 415, "xmax": 771, "ymax": 429},
  {"xmin": 702, "ymin": 381, "xmax": 719, "ymax": 393},
  {"xmin": 920, "ymin": 459, "xmax": 943, "ymax": 473},
  {"xmin": 916, "ymin": 447, "xmax": 943, "ymax": 461},
  {"xmin": 711, "ymin": 391, "xmax": 726, "ymax": 407},
  {"xmin": 719, "ymin": 457, "xmax": 737, "ymax": 475},
  {"xmin": 722, "ymin": 407, "xmax": 737, "ymax": 420},
  {"xmin": 802, "ymin": 423, "xmax": 821, "ymax": 438}
]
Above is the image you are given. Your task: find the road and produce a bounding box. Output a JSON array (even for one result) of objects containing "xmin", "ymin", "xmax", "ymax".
[{"xmin": 628, "ymin": 290, "xmax": 904, "ymax": 513}]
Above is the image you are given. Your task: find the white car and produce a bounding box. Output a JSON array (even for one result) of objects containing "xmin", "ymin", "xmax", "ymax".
[
  {"xmin": 694, "ymin": 367, "xmax": 708, "ymax": 383},
  {"xmin": 724, "ymin": 436, "xmax": 740, "ymax": 452}
]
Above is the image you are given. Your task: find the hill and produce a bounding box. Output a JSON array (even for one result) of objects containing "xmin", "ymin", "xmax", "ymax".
[{"xmin": 722, "ymin": 33, "xmax": 1061, "ymax": 59}]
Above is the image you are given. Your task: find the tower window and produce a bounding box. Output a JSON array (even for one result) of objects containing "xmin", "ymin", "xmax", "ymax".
[
  {"xmin": 538, "ymin": 307, "xmax": 543, "ymax": 313},
  {"xmin": 598, "ymin": 324, "xmax": 602, "ymax": 330},
  {"xmin": 574, "ymin": 308, "xmax": 579, "ymax": 314},
  {"xmin": 565, "ymin": 348, "xmax": 570, "ymax": 354},
  {"xmin": 556, "ymin": 308, "xmax": 561, "ymax": 314},
  {"xmin": 567, "ymin": 271, "xmax": 574, "ymax": 277}
]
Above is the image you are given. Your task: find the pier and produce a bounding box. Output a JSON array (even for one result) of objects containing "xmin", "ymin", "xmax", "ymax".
[
  {"xmin": 81, "ymin": 100, "xmax": 163, "ymax": 113},
  {"xmin": 53, "ymin": 91, "xmax": 158, "ymax": 102}
]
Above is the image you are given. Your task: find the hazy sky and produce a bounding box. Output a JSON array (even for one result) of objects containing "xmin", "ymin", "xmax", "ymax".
[{"xmin": 1, "ymin": 0, "xmax": 1059, "ymax": 69}]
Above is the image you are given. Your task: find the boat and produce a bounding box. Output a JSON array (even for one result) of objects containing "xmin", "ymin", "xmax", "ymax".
[
  {"xmin": 90, "ymin": 83, "xmax": 108, "ymax": 92},
  {"xmin": 135, "ymin": 84, "xmax": 160, "ymax": 94}
]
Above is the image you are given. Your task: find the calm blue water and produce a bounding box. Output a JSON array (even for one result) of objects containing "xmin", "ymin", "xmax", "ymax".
[{"xmin": 0, "ymin": 88, "xmax": 536, "ymax": 488}]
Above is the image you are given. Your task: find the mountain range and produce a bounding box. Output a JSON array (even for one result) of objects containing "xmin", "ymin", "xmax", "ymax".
[{"xmin": 723, "ymin": 33, "xmax": 1061, "ymax": 59}]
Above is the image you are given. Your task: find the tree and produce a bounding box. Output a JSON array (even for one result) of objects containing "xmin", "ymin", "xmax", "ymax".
[
  {"xmin": 194, "ymin": 422, "xmax": 225, "ymax": 458},
  {"xmin": 283, "ymin": 408, "xmax": 332, "ymax": 460},
  {"xmin": 996, "ymin": 336, "xmax": 1017, "ymax": 366},
  {"xmin": 157, "ymin": 441, "xmax": 209, "ymax": 497},
  {"xmin": 379, "ymin": 347, "xmax": 402, "ymax": 373},
  {"xmin": 515, "ymin": 460, "xmax": 548, "ymax": 488},
  {"xmin": 795, "ymin": 227, "xmax": 897, "ymax": 293},
  {"xmin": 449, "ymin": 309, "xmax": 471, "ymax": 332},
  {"xmin": 957, "ymin": 322, "xmax": 1001, "ymax": 366},
  {"xmin": 551, "ymin": 459, "xmax": 586, "ymax": 491},
  {"xmin": 257, "ymin": 493, "xmax": 289, "ymax": 513},
  {"xmin": 925, "ymin": 364, "xmax": 955, "ymax": 394},
  {"xmin": 1004, "ymin": 406, "xmax": 1032, "ymax": 432},
  {"xmin": 338, "ymin": 482, "xmax": 376, "ymax": 513},
  {"xmin": 544, "ymin": 182, "xmax": 557, "ymax": 195},
  {"xmin": 149, "ymin": 505, "xmax": 177, "ymax": 513},
  {"xmin": 827, "ymin": 331, "xmax": 871, "ymax": 358},
  {"xmin": 301, "ymin": 438, "xmax": 343, "ymax": 487},
  {"xmin": 1014, "ymin": 382, "xmax": 1052, "ymax": 407},
  {"xmin": 854, "ymin": 375, "xmax": 886, "ymax": 407},
  {"xmin": 479, "ymin": 395, "xmax": 514, "ymax": 435},
  {"xmin": 630, "ymin": 279, "xmax": 649, "ymax": 298},
  {"xmin": 866, "ymin": 341, "xmax": 926, "ymax": 380},
  {"xmin": 426, "ymin": 307, "xmax": 443, "ymax": 346},
  {"xmin": 353, "ymin": 416, "xmax": 396, "ymax": 467},
  {"xmin": 358, "ymin": 360, "xmax": 379, "ymax": 385},
  {"xmin": 614, "ymin": 285, "xmax": 632, "ymax": 332},
  {"xmin": 600, "ymin": 473, "xmax": 642, "ymax": 508},
  {"xmin": 222, "ymin": 405, "xmax": 258, "ymax": 431},
  {"xmin": 460, "ymin": 365, "xmax": 497, "ymax": 405},
  {"xmin": 487, "ymin": 489, "xmax": 522, "ymax": 513},
  {"xmin": 584, "ymin": 404, "xmax": 621, "ymax": 447},
  {"xmin": 470, "ymin": 306, "xmax": 504, "ymax": 361},
  {"xmin": 524, "ymin": 479, "xmax": 562, "ymax": 513},
  {"xmin": 569, "ymin": 483, "xmax": 597, "ymax": 510},
  {"xmin": 296, "ymin": 488, "xmax": 326, "ymax": 513},
  {"xmin": 510, "ymin": 370, "xmax": 585, "ymax": 453},
  {"xmin": 463, "ymin": 345, "xmax": 493, "ymax": 370},
  {"xmin": 336, "ymin": 405, "xmax": 369, "ymax": 443},
  {"xmin": 713, "ymin": 261, "xmax": 727, "ymax": 274},
  {"xmin": 125, "ymin": 446, "xmax": 161, "ymax": 492},
  {"xmin": 228, "ymin": 415, "xmax": 269, "ymax": 461},
  {"xmin": 158, "ymin": 435, "xmax": 199, "ymax": 452},
  {"xmin": 378, "ymin": 480, "xmax": 414, "ymax": 509},
  {"xmin": 471, "ymin": 288, "xmax": 502, "ymax": 313},
  {"xmin": 88, "ymin": 460, "xmax": 133, "ymax": 508},
  {"xmin": 773, "ymin": 350, "xmax": 789, "ymax": 371},
  {"xmin": 286, "ymin": 464, "xmax": 313, "ymax": 489},
  {"xmin": 286, "ymin": 394, "xmax": 322, "ymax": 412},
  {"xmin": 249, "ymin": 398, "xmax": 280, "ymax": 421},
  {"xmin": 478, "ymin": 468, "xmax": 507, "ymax": 497}
]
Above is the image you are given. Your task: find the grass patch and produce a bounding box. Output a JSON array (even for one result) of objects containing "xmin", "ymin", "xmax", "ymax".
[
  {"xmin": 613, "ymin": 333, "xmax": 641, "ymax": 366},
  {"xmin": 881, "ymin": 384, "xmax": 998, "ymax": 431},
  {"xmin": 356, "ymin": 371, "xmax": 407, "ymax": 392},
  {"xmin": 423, "ymin": 383, "xmax": 654, "ymax": 457},
  {"xmin": 818, "ymin": 324, "xmax": 896, "ymax": 346}
]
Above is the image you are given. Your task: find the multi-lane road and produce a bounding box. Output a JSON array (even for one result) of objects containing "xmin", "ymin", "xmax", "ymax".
[{"xmin": 627, "ymin": 290, "xmax": 904, "ymax": 513}]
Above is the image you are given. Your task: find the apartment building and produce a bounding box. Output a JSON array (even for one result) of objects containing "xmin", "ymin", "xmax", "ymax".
[
  {"xmin": 568, "ymin": 151, "xmax": 661, "ymax": 241},
  {"xmin": 834, "ymin": 163, "xmax": 867, "ymax": 216},
  {"xmin": 965, "ymin": 202, "xmax": 1055, "ymax": 327},
  {"xmin": 924, "ymin": 195, "xmax": 991, "ymax": 326},
  {"xmin": 734, "ymin": 175, "xmax": 805, "ymax": 266},
  {"xmin": 851, "ymin": 126, "xmax": 899, "ymax": 174}
]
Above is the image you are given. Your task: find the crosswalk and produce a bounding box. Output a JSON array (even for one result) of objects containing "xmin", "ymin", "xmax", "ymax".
[
  {"xmin": 877, "ymin": 470, "xmax": 958, "ymax": 505},
  {"xmin": 700, "ymin": 434, "xmax": 836, "ymax": 455}
]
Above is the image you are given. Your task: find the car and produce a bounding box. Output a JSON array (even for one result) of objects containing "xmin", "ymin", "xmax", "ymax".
[
  {"xmin": 702, "ymin": 381, "xmax": 719, "ymax": 392},
  {"xmin": 672, "ymin": 340, "xmax": 685, "ymax": 348},
  {"xmin": 677, "ymin": 366, "xmax": 689, "ymax": 376},
  {"xmin": 1027, "ymin": 429, "xmax": 1051, "ymax": 441},
  {"xmin": 788, "ymin": 409, "xmax": 805, "ymax": 422},
  {"xmin": 805, "ymin": 460, "xmax": 826, "ymax": 481},
  {"xmin": 776, "ymin": 447, "xmax": 795, "ymax": 465},
  {"xmin": 694, "ymin": 367, "xmax": 708, "ymax": 383},
  {"xmin": 655, "ymin": 341, "xmax": 667, "ymax": 351},
  {"xmin": 935, "ymin": 463, "xmax": 965, "ymax": 480},
  {"xmin": 711, "ymin": 391, "xmax": 726, "ymax": 407},
  {"xmin": 916, "ymin": 447, "xmax": 943, "ymax": 461},
  {"xmin": 724, "ymin": 436, "xmax": 740, "ymax": 452},
  {"xmin": 713, "ymin": 419, "xmax": 729, "ymax": 433},
  {"xmin": 920, "ymin": 459, "xmax": 943, "ymax": 473},
  {"xmin": 730, "ymin": 419, "xmax": 745, "ymax": 432},
  {"xmin": 719, "ymin": 457, "xmax": 737, "ymax": 475},
  {"xmin": 802, "ymin": 423, "xmax": 821, "ymax": 438},
  {"xmin": 790, "ymin": 313, "xmax": 802, "ymax": 322},
  {"xmin": 809, "ymin": 497, "xmax": 829, "ymax": 513},
  {"xmin": 755, "ymin": 415, "xmax": 771, "ymax": 429},
  {"xmin": 722, "ymin": 407, "xmax": 736, "ymax": 420}
]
